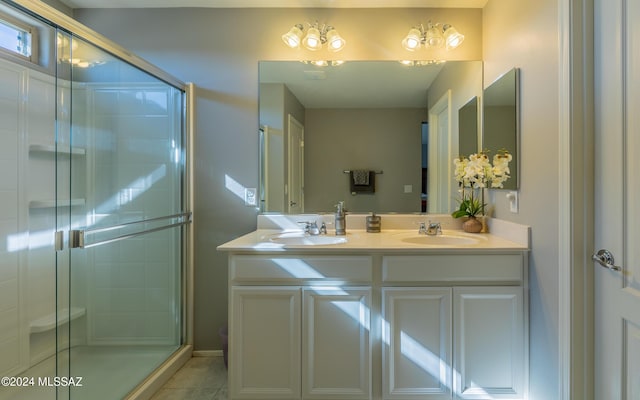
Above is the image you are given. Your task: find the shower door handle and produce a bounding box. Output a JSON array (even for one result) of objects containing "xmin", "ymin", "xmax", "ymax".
[
  {"xmin": 54, "ymin": 231, "xmax": 64, "ymax": 251},
  {"xmin": 53, "ymin": 230, "xmax": 84, "ymax": 250},
  {"xmin": 68, "ymin": 212, "xmax": 192, "ymax": 249},
  {"xmin": 69, "ymin": 230, "xmax": 85, "ymax": 249}
]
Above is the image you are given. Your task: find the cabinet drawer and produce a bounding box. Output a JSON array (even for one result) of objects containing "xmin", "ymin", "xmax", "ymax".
[
  {"xmin": 382, "ymin": 254, "xmax": 523, "ymax": 284},
  {"xmin": 230, "ymin": 255, "xmax": 373, "ymax": 283}
]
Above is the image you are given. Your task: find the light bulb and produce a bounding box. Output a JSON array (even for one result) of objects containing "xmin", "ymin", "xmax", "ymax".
[
  {"xmin": 443, "ymin": 25, "xmax": 465, "ymax": 50},
  {"xmin": 282, "ymin": 25, "xmax": 303, "ymax": 49},
  {"xmin": 424, "ymin": 24, "xmax": 444, "ymax": 48},
  {"xmin": 303, "ymin": 27, "xmax": 322, "ymax": 51},
  {"xmin": 325, "ymin": 29, "xmax": 345, "ymax": 52},
  {"xmin": 402, "ymin": 28, "xmax": 422, "ymax": 51}
]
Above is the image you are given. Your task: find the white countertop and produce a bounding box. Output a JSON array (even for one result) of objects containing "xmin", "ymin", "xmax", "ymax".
[
  {"xmin": 217, "ymin": 214, "xmax": 530, "ymax": 253},
  {"xmin": 217, "ymin": 228, "xmax": 528, "ymax": 253}
]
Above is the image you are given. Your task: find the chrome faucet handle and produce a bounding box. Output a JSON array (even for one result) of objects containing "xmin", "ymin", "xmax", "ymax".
[
  {"xmin": 319, "ymin": 222, "xmax": 327, "ymax": 235},
  {"xmin": 418, "ymin": 222, "xmax": 428, "ymax": 235}
]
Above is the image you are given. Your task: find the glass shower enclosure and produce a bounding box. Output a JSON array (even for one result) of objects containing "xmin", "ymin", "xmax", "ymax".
[{"xmin": 0, "ymin": 1, "xmax": 191, "ymax": 399}]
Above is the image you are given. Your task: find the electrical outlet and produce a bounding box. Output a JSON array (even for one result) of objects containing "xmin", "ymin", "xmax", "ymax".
[
  {"xmin": 244, "ymin": 188, "xmax": 257, "ymax": 206},
  {"xmin": 404, "ymin": 185, "xmax": 413, "ymax": 193}
]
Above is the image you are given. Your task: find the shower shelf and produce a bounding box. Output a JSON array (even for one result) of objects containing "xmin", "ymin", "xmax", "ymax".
[
  {"xmin": 29, "ymin": 198, "xmax": 86, "ymax": 209},
  {"xmin": 29, "ymin": 307, "xmax": 86, "ymax": 334},
  {"xmin": 29, "ymin": 144, "xmax": 86, "ymax": 156}
]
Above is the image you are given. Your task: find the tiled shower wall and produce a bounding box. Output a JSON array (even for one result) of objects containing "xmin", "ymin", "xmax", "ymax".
[
  {"xmin": 0, "ymin": 58, "xmax": 71, "ymax": 376},
  {"xmin": 0, "ymin": 57, "xmax": 29, "ymax": 377},
  {"xmin": 85, "ymin": 85, "xmax": 182, "ymax": 345}
]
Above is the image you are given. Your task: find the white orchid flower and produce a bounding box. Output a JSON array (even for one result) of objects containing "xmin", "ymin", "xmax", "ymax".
[{"xmin": 454, "ymin": 150, "xmax": 512, "ymax": 189}]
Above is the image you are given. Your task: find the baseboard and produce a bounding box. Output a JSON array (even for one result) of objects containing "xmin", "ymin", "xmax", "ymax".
[{"xmin": 192, "ymin": 349, "xmax": 223, "ymax": 357}]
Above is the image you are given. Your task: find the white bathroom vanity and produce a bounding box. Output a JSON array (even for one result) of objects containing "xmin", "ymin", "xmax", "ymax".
[{"xmin": 218, "ymin": 214, "xmax": 530, "ymax": 400}]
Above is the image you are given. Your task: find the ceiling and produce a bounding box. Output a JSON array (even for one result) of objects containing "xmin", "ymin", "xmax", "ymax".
[{"xmin": 59, "ymin": 0, "xmax": 487, "ymax": 9}]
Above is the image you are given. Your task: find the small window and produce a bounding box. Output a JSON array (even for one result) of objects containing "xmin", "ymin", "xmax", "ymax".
[{"xmin": 0, "ymin": 14, "xmax": 35, "ymax": 61}]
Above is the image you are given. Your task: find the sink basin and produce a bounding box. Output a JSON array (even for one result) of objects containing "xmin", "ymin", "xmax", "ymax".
[
  {"xmin": 267, "ymin": 232, "xmax": 348, "ymax": 246},
  {"xmin": 399, "ymin": 233, "xmax": 482, "ymax": 246}
]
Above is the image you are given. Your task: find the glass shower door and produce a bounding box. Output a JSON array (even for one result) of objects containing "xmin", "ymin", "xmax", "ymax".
[
  {"xmin": 55, "ymin": 33, "xmax": 187, "ymax": 399},
  {"xmin": 54, "ymin": 29, "xmax": 76, "ymax": 400}
]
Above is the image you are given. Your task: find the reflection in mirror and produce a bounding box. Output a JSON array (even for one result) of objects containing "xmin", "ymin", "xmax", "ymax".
[
  {"xmin": 458, "ymin": 96, "xmax": 479, "ymax": 158},
  {"xmin": 482, "ymin": 68, "xmax": 519, "ymax": 190},
  {"xmin": 259, "ymin": 60, "xmax": 482, "ymax": 214}
]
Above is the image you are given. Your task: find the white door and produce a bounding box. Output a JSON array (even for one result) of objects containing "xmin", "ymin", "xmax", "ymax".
[
  {"xmin": 428, "ymin": 91, "xmax": 452, "ymax": 214},
  {"xmin": 287, "ymin": 115, "xmax": 304, "ymax": 213},
  {"xmin": 260, "ymin": 125, "xmax": 285, "ymax": 212},
  {"xmin": 594, "ymin": 0, "xmax": 640, "ymax": 398}
]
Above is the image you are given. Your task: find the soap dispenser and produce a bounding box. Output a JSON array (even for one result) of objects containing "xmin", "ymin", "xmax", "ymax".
[{"xmin": 335, "ymin": 201, "xmax": 346, "ymax": 236}]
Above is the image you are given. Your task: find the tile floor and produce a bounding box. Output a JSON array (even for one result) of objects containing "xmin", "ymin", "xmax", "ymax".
[{"xmin": 150, "ymin": 356, "xmax": 227, "ymax": 400}]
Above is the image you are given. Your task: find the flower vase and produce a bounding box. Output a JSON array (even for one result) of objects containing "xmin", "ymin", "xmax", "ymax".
[{"xmin": 462, "ymin": 216, "xmax": 483, "ymax": 233}]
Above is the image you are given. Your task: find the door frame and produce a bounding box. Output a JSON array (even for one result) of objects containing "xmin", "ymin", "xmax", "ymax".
[
  {"xmin": 559, "ymin": 0, "xmax": 595, "ymax": 399},
  {"xmin": 427, "ymin": 90, "xmax": 452, "ymax": 214}
]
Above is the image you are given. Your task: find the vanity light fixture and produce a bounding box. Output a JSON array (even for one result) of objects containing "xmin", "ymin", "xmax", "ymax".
[
  {"xmin": 282, "ymin": 22, "xmax": 346, "ymax": 52},
  {"xmin": 399, "ymin": 60, "xmax": 445, "ymax": 66},
  {"xmin": 402, "ymin": 22, "xmax": 465, "ymax": 51},
  {"xmin": 301, "ymin": 60, "xmax": 345, "ymax": 67}
]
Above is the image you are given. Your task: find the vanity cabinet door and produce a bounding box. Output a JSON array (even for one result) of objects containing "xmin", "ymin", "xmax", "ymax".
[
  {"xmin": 230, "ymin": 286, "xmax": 301, "ymax": 399},
  {"xmin": 382, "ymin": 288, "xmax": 452, "ymax": 400},
  {"xmin": 453, "ymin": 287, "xmax": 525, "ymax": 400},
  {"xmin": 302, "ymin": 287, "xmax": 372, "ymax": 400}
]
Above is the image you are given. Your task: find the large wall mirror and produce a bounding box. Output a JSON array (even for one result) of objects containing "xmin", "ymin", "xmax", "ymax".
[
  {"xmin": 259, "ymin": 60, "xmax": 482, "ymax": 214},
  {"xmin": 482, "ymin": 67, "xmax": 520, "ymax": 190}
]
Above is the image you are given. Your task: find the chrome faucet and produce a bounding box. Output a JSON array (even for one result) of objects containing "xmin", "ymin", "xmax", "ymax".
[
  {"xmin": 299, "ymin": 221, "xmax": 321, "ymax": 235},
  {"xmin": 419, "ymin": 221, "xmax": 442, "ymax": 235},
  {"xmin": 427, "ymin": 221, "xmax": 442, "ymax": 235}
]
